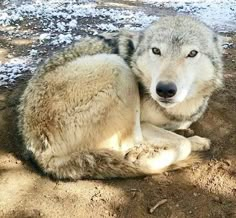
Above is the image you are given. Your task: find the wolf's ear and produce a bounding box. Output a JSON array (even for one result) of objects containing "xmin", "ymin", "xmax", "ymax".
[
  {"xmin": 118, "ymin": 30, "xmax": 142, "ymax": 63},
  {"xmin": 218, "ymin": 35, "xmax": 232, "ymax": 53},
  {"xmin": 214, "ymin": 34, "xmax": 232, "ymax": 54}
]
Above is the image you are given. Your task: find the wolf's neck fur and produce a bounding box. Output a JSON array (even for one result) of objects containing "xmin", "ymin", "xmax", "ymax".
[{"xmin": 160, "ymin": 96, "xmax": 209, "ymax": 122}]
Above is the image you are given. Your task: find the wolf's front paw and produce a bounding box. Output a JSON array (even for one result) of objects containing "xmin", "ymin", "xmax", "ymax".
[
  {"xmin": 124, "ymin": 144, "xmax": 150, "ymax": 162},
  {"xmin": 125, "ymin": 144, "xmax": 171, "ymax": 173},
  {"xmin": 189, "ymin": 136, "xmax": 211, "ymax": 151}
]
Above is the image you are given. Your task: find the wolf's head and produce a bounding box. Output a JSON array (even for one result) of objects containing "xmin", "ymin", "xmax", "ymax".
[{"xmin": 126, "ymin": 16, "xmax": 223, "ymax": 108}]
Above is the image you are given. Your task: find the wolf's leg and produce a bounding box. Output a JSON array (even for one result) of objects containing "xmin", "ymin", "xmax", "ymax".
[
  {"xmin": 124, "ymin": 123, "xmax": 210, "ymax": 173},
  {"xmin": 141, "ymin": 123, "xmax": 210, "ymax": 152}
]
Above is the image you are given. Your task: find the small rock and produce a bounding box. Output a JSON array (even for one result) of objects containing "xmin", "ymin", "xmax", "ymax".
[
  {"xmin": 164, "ymin": 172, "xmax": 169, "ymax": 176},
  {"xmin": 213, "ymin": 196, "xmax": 221, "ymax": 202},
  {"xmin": 105, "ymin": 210, "xmax": 109, "ymax": 214},
  {"xmin": 232, "ymin": 188, "xmax": 236, "ymax": 194},
  {"xmin": 222, "ymin": 159, "xmax": 231, "ymax": 166},
  {"xmin": 177, "ymin": 6, "xmax": 184, "ymax": 10},
  {"xmin": 7, "ymin": 54, "xmax": 14, "ymax": 58},
  {"xmin": 30, "ymin": 49, "xmax": 38, "ymax": 56}
]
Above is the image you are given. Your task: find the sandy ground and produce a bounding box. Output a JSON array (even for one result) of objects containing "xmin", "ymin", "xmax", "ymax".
[{"xmin": 0, "ymin": 1, "xmax": 236, "ymax": 218}]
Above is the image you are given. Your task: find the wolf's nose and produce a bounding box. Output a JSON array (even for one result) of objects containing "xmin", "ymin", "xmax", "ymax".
[{"xmin": 156, "ymin": 81, "xmax": 177, "ymax": 98}]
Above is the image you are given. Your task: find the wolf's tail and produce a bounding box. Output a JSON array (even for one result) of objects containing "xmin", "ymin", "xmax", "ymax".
[
  {"xmin": 38, "ymin": 150, "xmax": 144, "ymax": 180},
  {"xmin": 36, "ymin": 148, "xmax": 205, "ymax": 180}
]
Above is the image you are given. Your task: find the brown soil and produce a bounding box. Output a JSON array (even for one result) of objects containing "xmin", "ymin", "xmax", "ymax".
[{"xmin": 0, "ymin": 4, "xmax": 236, "ymax": 218}]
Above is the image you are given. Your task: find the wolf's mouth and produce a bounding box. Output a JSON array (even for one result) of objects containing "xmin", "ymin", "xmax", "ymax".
[
  {"xmin": 157, "ymin": 98, "xmax": 176, "ymax": 108},
  {"xmin": 159, "ymin": 98, "xmax": 174, "ymax": 104}
]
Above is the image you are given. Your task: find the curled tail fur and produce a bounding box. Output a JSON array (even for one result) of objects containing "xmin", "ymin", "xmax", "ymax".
[
  {"xmin": 40, "ymin": 150, "xmax": 144, "ymax": 180},
  {"xmin": 37, "ymin": 149, "xmax": 206, "ymax": 180}
]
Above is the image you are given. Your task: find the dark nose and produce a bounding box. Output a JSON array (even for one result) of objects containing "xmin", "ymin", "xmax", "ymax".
[{"xmin": 156, "ymin": 81, "xmax": 177, "ymax": 98}]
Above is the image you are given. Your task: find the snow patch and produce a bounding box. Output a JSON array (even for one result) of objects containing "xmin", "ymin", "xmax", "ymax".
[
  {"xmin": 0, "ymin": 0, "xmax": 235, "ymax": 86},
  {"xmin": 142, "ymin": 0, "xmax": 236, "ymax": 32},
  {"xmin": 0, "ymin": 57, "xmax": 33, "ymax": 86},
  {"xmin": 51, "ymin": 33, "xmax": 73, "ymax": 45}
]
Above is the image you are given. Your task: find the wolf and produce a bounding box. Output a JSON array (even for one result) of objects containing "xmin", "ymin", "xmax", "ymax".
[{"xmin": 18, "ymin": 16, "xmax": 223, "ymax": 180}]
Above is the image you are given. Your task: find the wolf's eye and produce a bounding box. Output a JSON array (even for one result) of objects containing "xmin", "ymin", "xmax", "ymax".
[
  {"xmin": 187, "ymin": 50, "xmax": 198, "ymax": 58},
  {"xmin": 152, "ymin": 47, "xmax": 161, "ymax": 56}
]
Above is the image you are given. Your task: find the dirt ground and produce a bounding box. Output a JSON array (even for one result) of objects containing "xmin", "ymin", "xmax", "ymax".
[{"xmin": 0, "ymin": 2, "xmax": 236, "ymax": 218}]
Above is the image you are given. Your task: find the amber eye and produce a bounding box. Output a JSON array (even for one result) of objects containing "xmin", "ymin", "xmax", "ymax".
[
  {"xmin": 152, "ymin": 47, "xmax": 161, "ymax": 55},
  {"xmin": 187, "ymin": 50, "xmax": 198, "ymax": 58}
]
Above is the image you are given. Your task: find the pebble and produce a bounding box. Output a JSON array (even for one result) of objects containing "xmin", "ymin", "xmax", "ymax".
[
  {"xmin": 213, "ymin": 196, "xmax": 221, "ymax": 202},
  {"xmin": 105, "ymin": 210, "xmax": 109, "ymax": 214},
  {"xmin": 164, "ymin": 172, "xmax": 169, "ymax": 176},
  {"xmin": 193, "ymin": 192, "xmax": 198, "ymax": 197}
]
